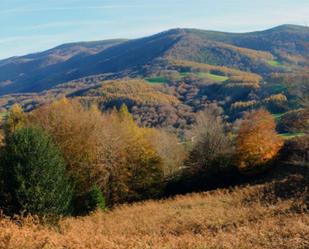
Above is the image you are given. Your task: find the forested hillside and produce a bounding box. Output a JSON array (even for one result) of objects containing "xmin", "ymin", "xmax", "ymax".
[
  {"xmin": 0, "ymin": 24, "xmax": 308, "ymax": 95},
  {"xmin": 0, "ymin": 23, "xmax": 308, "ymax": 249}
]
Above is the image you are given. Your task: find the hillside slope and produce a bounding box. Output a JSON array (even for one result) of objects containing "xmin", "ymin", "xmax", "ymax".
[
  {"xmin": 0, "ymin": 25, "xmax": 308, "ymax": 95},
  {"xmin": 0, "ymin": 164, "xmax": 308, "ymax": 249}
]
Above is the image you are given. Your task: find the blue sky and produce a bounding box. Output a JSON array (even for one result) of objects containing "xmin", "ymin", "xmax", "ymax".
[{"xmin": 1, "ymin": 0, "xmax": 309, "ymax": 59}]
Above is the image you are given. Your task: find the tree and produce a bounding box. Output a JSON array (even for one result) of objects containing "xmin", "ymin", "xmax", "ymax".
[
  {"xmin": 28, "ymin": 98, "xmax": 106, "ymax": 197},
  {"xmin": 187, "ymin": 109, "xmax": 233, "ymax": 174},
  {"xmin": 4, "ymin": 104, "xmax": 25, "ymax": 135},
  {"xmin": 2, "ymin": 127, "xmax": 73, "ymax": 217},
  {"xmin": 29, "ymin": 100, "xmax": 164, "ymax": 206},
  {"xmin": 103, "ymin": 105, "xmax": 164, "ymax": 204},
  {"xmin": 235, "ymin": 109, "xmax": 283, "ymax": 173},
  {"xmin": 143, "ymin": 128, "xmax": 186, "ymax": 178}
]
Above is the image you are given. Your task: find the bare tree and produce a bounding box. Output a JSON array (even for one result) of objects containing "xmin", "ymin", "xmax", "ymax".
[{"xmin": 186, "ymin": 109, "xmax": 233, "ymax": 174}]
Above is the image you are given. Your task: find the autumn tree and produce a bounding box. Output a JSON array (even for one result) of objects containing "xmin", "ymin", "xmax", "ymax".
[
  {"xmin": 28, "ymin": 98, "xmax": 109, "ymax": 209},
  {"xmin": 103, "ymin": 105, "xmax": 164, "ymax": 204},
  {"xmin": 4, "ymin": 104, "xmax": 25, "ymax": 136},
  {"xmin": 29, "ymin": 100, "xmax": 164, "ymax": 207},
  {"xmin": 235, "ymin": 109, "xmax": 283, "ymax": 173}
]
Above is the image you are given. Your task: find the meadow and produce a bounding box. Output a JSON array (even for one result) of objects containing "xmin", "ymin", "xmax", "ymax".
[{"xmin": 0, "ymin": 167, "xmax": 307, "ymax": 249}]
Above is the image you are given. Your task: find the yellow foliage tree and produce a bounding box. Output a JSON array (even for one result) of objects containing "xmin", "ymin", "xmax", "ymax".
[
  {"xmin": 28, "ymin": 98, "xmax": 106, "ymax": 196},
  {"xmin": 235, "ymin": 109, "xmax": 283, "ymax": 173},
  {"xmin": 104, "ymin": 105, "xmax": 164, "ymax": 203},
  {"xmin": 5, "ymin": 104, "xmax": 25, "ymax": 135},
  {"xmin": 29, "ymin": 100, "xmax": 164, "ymax": 205}
]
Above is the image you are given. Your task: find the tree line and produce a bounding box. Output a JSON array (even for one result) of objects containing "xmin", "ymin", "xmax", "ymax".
[{"xmin": 0, "ymin": 98, "xmax": 304, "ymax": 219}]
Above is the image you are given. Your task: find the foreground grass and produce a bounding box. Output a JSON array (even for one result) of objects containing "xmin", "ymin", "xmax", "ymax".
[{"xmin": 0, "ymin": 169, "xmax": 308, "ymax": 249}]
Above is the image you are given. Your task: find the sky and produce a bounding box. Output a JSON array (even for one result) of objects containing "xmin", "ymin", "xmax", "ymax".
[{"xmin": 1, "ymin": 0, "xmax": 309, "ymax": 59}]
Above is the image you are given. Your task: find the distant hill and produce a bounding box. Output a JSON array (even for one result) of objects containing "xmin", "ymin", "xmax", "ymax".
[{"xmin": 0, "ymin": 24, "xmax": 308, "ymax": 95}]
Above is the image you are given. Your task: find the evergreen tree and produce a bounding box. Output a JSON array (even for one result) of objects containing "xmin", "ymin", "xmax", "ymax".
[{"xmin": 2, "ymin": 127, "xmax": 73, "ymax": 217}]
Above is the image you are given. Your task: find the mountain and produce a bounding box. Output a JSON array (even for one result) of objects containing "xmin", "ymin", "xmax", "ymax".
[
  {"xmin": 0, "ymin": 24, "xmax": 308, "ymax": 95},
  {"xmin": 0, "ymin": 39, "xmax": 126, "ymax": 93}
]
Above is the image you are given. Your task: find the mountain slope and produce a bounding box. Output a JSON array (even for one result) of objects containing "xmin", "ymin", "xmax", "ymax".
[
  {"xmin": 0, "ymin": 39, "xmax": 126, "ymax": 93},
  {"xmin": 0, "ymin": 24, "xmax": 308, "ymax": 95}
]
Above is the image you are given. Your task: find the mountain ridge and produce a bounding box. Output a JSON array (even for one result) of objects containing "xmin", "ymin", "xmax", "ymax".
[{"xmin": 0, "ymin": 24, "xmax": 308, "ymax": 95}]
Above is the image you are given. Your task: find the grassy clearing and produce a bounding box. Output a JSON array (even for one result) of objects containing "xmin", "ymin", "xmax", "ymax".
[
  {"xmin": 0, "ymin": 112, "xmax": 7, "ymax": 117},
  {"xmin": 146, "ymin": 71, "xmax": 228, "ymax": 84},
  {"xmin": 145, "ymin": 76, "xmax": 167, "ymax": 84},
  {"xmin": 206, "ymin": 72, "xmax": 229, "ymax": 82},
  {"xmin": 272, "ymin": 113, "xmax": 286, "ymax": 120},
  {"xmin": 279, "ymin": 132, "xmax": 305, "ymax": 139},
  {"xmin": 179, "ymin": 72, "xmax": 228, "ymax": 82},
  {"xmin": 0, "ymin": 111, "xmax": 7, "ymax": 122},
  {"xmin": 0, "ymin": 171, "xmax": 307, "ymax": 249},
  {"xmin": 267, "ymin": 60, "xmax": 284, "ymax": 68}
]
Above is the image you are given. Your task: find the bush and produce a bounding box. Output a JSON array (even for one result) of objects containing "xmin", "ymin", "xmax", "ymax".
[
  {"xmin": 1, "ymin": 127, "xmax": 73, "ymax": 217},
  {"xmin": 77, "ymin": 185, "xmax": 107, "ymax": 214}
]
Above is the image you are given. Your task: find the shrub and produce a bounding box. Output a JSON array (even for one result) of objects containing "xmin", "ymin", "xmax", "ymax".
[
  {"xmin": 79, "ymin": 185, "xmax": 107, "ymax": 214},
  {"xmin": 1, "ymin": 127, "xmax": 73, "ymax": 217}
]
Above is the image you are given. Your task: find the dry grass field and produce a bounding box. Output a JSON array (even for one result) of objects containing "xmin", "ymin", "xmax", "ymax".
[{"xmin": 0, "ymin": 166, "xmax": 308, "ymax": 249}]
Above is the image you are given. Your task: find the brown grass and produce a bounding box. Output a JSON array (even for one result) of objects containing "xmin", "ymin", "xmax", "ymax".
[{"xmin": 0, "ymin": 176, "xmax": 308, "ymax": 249}]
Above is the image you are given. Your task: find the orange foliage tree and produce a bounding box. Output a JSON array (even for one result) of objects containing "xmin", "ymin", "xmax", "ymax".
[{"xmin": 235, "ymin": 109, "xmax": 283, "ymax": 173}]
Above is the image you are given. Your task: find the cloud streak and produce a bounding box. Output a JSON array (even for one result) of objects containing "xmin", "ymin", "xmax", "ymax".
[
  {"xmin": 23, "ymin": 20, "xmax": 113, "ymax": 31},
  {"xmin": 0, "ymin": 4, "xmax": 140, "ymax": 15}
]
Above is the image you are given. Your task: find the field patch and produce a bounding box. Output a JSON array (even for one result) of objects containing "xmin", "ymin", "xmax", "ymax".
[
  {"xmin": 145, "ymin": 76, "xmax": 168, "ymax": 84},
  {"xmin": 279, "ymin": 132, "xmax": 305, "ymax": 139},
  {"xmin": 267, "ymin": 60, "xmax": 284, "ymax": 68},
  {"xmin": 179, "ymin": 72, "xmax": 228, "ymax": 82}
]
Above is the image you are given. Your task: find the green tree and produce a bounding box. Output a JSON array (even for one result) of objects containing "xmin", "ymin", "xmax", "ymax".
[{"xmin": 2, "ymin": 127, "xmax": 73, "ymax": 217}]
